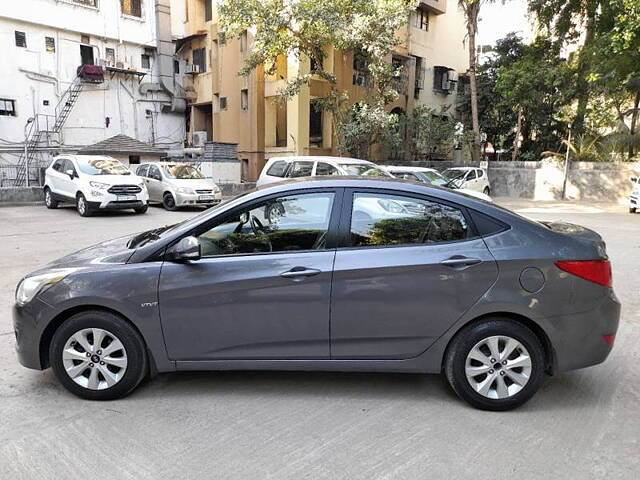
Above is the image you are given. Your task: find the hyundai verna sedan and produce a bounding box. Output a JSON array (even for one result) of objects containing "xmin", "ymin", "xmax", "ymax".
[{"xmin": 13, "ymin": 177, "xmax": 620, "ymax": 410}]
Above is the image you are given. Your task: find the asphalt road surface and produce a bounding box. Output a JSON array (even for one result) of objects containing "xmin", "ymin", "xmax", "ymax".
[{"xmin": 0, "ymin": 200, "xmax": 638, "ymax": 479}]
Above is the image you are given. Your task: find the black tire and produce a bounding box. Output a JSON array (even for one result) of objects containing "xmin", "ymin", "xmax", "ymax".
[
  {"xmin": 483, "ymin": 187, "xmax": 491, "ymax": 196},
  {"xmin": 444, "ymin": 318, "xmax": 545, "ymax": 411},
  {"xmin": 49, "ymin": 310, "xmax": 148, "ymax": 400},
  {"xmin": 163, "ymin": 193, "xmax": 177, "ymax": 211},
  {"xmin": 630, "ymin": 207, "xmax": 636, "ymax": 214},
  {"xmin": 44, "ymin": 187, "xmax": 58, "ymax": 209},
  {"xmin": 76, "ymin": 193, "xmax": 92, "ymax": 217},
  {"xmin": 134, "ymin": 204, "xmax": 148, "ymax": 214}
]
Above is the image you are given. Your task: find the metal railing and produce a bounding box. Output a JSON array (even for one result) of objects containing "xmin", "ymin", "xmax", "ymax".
[{"xmin": 0, "ymin": 165, "xmax": 44, "ymax": 188}]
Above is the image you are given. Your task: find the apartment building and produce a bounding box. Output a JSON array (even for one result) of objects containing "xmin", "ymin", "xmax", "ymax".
[
  {"xmin": 0, "ymin": 0, "xmax": 188, "ymax": 181},
  {"xmin": 172, "ymin": 0, "xmax": 468, "ymax": 181}
]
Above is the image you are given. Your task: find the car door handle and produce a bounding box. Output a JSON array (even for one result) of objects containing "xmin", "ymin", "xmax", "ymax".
[
  {"xmin": 280, "ymin": 267, "xmax": 322, "ymax": 279},
  {"xmin": 440, "ymin": 257, "xmax": 482, "ymax": 268}
]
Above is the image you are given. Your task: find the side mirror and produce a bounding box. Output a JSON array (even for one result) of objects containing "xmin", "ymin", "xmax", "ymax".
[
  {"xmin": 65, "ymin": 169, "xmax": 75, "ymax": 179},
  {"xmin": 167, "ymin": 236, "xmax": 201, "ymax": 262}
]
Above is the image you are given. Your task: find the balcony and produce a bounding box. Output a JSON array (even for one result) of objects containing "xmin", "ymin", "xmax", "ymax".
[{"xmin": 420, "ymin": 0, "xmax": 446, "ymax": 15}]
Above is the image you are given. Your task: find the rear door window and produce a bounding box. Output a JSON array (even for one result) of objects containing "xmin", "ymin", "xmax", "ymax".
[
  {"xmin": 137, "ymin": 164, "xmax": 149, "ymax": 177},
  {"xmin": 52, "ymin": 159, "xmax": 65, "ymax": 172},
  {"xmin": 349, "ymin": 192, "xmax": 471, "ymax": 247},
  {"xmin": 316, "ymin": 162, "xmax": 340, "ymax": 176},
  {"xmin": 287, "ymin": 161, "xmax": 314, "ymax": 178}
]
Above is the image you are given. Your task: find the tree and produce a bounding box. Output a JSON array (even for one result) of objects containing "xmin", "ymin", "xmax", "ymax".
[{"xmin": 405, "ymin": 105, "xmax": 458, "ymax": 160}]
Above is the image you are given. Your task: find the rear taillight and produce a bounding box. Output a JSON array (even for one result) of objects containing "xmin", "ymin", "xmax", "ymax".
[
  {"xmin": 555, "ymin": 260, "xmax": 612, "ymax": 288},
  {"xmin": 603, "ymin": 334, "xmax": 616, "ymax": 346}
]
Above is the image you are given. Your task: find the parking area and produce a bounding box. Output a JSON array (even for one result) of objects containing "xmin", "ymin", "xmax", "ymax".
[{"xmin": 1, "ymin": 200, "xmax": 638, "ymax": 479}]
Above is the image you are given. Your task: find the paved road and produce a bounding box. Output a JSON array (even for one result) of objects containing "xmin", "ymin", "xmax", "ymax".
[{"xmin": 0, "ymin": 201, "xmax": 638, "ymax": 479}]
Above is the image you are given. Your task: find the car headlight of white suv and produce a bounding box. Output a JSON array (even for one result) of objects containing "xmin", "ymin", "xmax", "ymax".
[
  {"xmin": 89, "ymin": 181, "xmax": 110, "ymax": 190},
  {"xmin": 16, "ymin": 268, "xmax": 79, "ymax": 306}
]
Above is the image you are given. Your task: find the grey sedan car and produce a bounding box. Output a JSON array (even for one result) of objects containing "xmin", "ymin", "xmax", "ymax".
[{"xmin": 13, "ymin": 177, "xmax": 620, "ymax": 410}]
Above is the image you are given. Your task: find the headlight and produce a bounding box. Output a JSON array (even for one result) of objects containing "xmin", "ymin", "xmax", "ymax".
[
  {"xmin": 177, "ymin": 187, "xmax": 194, "ymax": 194},
  {"xmin": 89, "ymin": 181, "xmax": 110, "ymax": 190},
  {"xmin": 212, "ymin": 185, "xmax": 221, "ymax": 193},
  {"xmin": 16, "ymin": 269, "xmax": 78, "ymax": 306}
]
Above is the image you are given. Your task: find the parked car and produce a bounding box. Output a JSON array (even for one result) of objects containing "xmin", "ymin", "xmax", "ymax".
[
  {"xmin": 629, "ymin": 176, "xmax": 639, "ymax": 213},
  {"xmin": 44, "ymin": 155, "xmax": 148, "ymax": 216},
  {"xmin": 136, "ymin": 162, "xmax": 222, "ymax": 211},
  {"xmin": 257, "ymin": 156, "xmax": 391, "ymax": 186},
  {"xmin": 442, "ymin": 167, "xmax": 491, "ymax": 195},
  {"xmin": 383, "ymin": 165, "xmax": 492, "ymax": 202},
  {"xmin": 14, "ymin": 177, "xmax": 619, "ymax": 410}
]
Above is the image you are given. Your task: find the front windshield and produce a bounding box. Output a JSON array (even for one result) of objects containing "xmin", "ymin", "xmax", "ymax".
[
  {"xmin": 78, "ymin": 158, "xmax": 131, "ymax": 176},
  {"xmin": 163, "ymin": 164, "xmax": 204, "ymax": 180},
  {"xmin": 340, "ymin": 164, "xmax": 390, "ymax": 177},
  {"xmin": 443, "ymin": 169, "xmax": 467, "ymax": 180},
  {"xmin": 418, "ymin": 171, "xmax": 448, "ymax": 186}
]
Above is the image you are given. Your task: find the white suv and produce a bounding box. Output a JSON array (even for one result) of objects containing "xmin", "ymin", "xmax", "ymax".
[
  {"xmin": 257, "ymin": 156, "xmax": 391, "ymax": 186},
  {"xmin": 630, "ymin": 176, "xmax": 639, "ymax": 213},
  {"xmin": 44, "ymin": 155, "xmax": 149, "ymax": 216}
]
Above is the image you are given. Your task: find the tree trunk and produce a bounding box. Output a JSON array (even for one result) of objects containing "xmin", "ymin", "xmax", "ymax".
[
  {"xmin": 629, "ymin": 91, "xmax": 640, "ymax": 159},
  {"xmin": 573, "ymin": 3, "xmax": 597, "ymax": 135},
  {"xmin": 466, "ymin": 3, "xmax": 482, "ymax": 162},
  {"xmin": 512, "ymin": 107, "xmax": 523, "ymax": 161}
]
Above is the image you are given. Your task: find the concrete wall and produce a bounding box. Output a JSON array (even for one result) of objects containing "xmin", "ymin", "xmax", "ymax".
[{"xmin": 401, "ymin": 160, "xmax": 640, "ymax": 201}]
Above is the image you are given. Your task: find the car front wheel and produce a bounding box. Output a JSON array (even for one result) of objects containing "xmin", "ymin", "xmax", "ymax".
[
  {"xmin": 630, "ymin": 207, "xmax": 636, "ymax": 214},
  {"xmin": 49, "ymin": 311, "xmax": 148, "ymax": 400},
  {"xmin": 163, "ymin": 193, "xmax": 177, "ymax": 211},
  {"xmin": 483, "ymin": 187, "xmax": 491, "ymax": 196},
  {"xmin": 44, "ymin": 187, "xmax": 58, "ymax": 209},
  {"xmin": 76, "ymin": 193, "xmax": 92, "ymax": 217},
  {"xmin": 444, "ymin": 318, "xmax": 545, "ymax": 411}
]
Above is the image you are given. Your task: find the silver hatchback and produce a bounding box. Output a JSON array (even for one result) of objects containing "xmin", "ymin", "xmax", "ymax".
[{"xmin": 136, "ymin": 162, "xmax": 222, "ymax": 210}]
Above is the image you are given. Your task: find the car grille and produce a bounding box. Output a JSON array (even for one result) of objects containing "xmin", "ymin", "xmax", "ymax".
[
  {"xmin": 107, "ymin": 185, "xmax": 142, "ymax": 195},
  {"xmin": 196, "ymin": 189, "xmax": 213, "ymax": 194}
]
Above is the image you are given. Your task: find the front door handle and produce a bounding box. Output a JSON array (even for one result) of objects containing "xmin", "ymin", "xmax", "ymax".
[
  {"xmin": 440, "ymin": 257, "xmax": 482, "ymax": 268},
  {"xmin": 280, "ymin": 267, "xmax": 321, "ymax": 279}
]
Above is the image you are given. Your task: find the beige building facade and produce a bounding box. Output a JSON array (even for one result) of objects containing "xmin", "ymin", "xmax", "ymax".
[{"xmin": 171, "ymin": 0, "xmax": 468, "ymax": 181}]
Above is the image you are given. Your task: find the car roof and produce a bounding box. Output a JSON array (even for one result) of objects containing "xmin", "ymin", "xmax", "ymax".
[
  {"xmin": 56, "ymin": 155, "xmax": 119, "ymax": 162},
  {"xmin": 445, "ymin": 166, "xmax": 482, "ymax": 171},
  {"xmin": 384, "ymin": 166, "xmax": 439, "ymax": 173},
  {"xmin": 267, "ymin": 156, "xmax": 374, "ymax": 165}
]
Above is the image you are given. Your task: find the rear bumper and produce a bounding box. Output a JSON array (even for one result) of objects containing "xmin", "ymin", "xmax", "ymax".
[
  {"xmin": 175, "ymin": 192, "xmax": 222, "ymax": 207},
  {"xmin": 549, "ymin": 290, "xmax": 621, "ymax": 372}
]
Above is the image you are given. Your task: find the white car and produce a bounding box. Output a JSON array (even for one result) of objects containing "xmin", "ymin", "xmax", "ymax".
[
  {"xmin": 442, "ymin": 167, "xmax": 491, "ymax": 195},
  {"xmin": 630, "ymin": 176, "xmax": 639, "ymax": 213},
  {"xmin": 136, "ymin": 162, "xmax": 222, "ymax": 211},
  {"xmin": 43, "ymin": 155, "xmax": 148, "ymax": 217},
  {"xmin": 257, "ymin": 156, "xmax": 391, "ymax": 186},
  {"xmin": 383, "ymin": 165, "xmax": 492, "ymax": 202}
]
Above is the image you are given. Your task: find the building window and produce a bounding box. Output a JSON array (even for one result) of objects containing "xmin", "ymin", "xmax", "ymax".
[
  {"xmin": 141, "ymin": 54, "xmax": 151, "ymax": 69},
  {"xmin": 309, "ymin": 100, "xmax": 323, "ymax": 147},
  {"xmin": 45, "ymin": 37, "xmax": 55, "ymax": 53},
  {"xmin": 15, "ymin": 31, "xmax": 26, "ymax": 48},
  {"xmin": 241, "ymin": 89, "xmax": 249, "ymax": 111},
  {"xmin": 219, "ymin": 96, "xmax": 228, "ymax": 110},
  {"xmin": 0, "ymin": 99, "xmax": 16, "ymax": 117},
  {"xmin": 352, "ymin": 50, "xmax": 371, "ymax": 87},
  {"xmin": 105, "ymin": 47, "xmax": 115, "ymax": 66},
  {"xmin": 173, "ymin": 59, "xmax": 180, "ymax": 74},
  {"xmin": 128, "ymin": 155, "xmax": 140, "ymax": 165},
  {"xmin": 205, "ymin": 0, "xmax": 212, "ymax": 21},
  {"xmin": 121, "ymin": 0, "xmax": 142, "ymax": 17},
  {"xmin": 240, "ymin": 31, "xmax": 247, "ymax": 53},
  {"xmin": 74, "ymin": 0, "xmax": 98, "ymax": 6},
  {"xmin": 193, "ymin": 48, "xmax": 206, "ymax": 73},
  {"xmin": 413, "ymin": 56, "xmax": 425, "ymax": 99},
  {"xmin": 415, "ymin": 7, "xmax": 429, "ymax": 31}
]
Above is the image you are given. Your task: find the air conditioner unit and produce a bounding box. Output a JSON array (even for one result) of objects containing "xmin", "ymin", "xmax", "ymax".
[
  {"xmin": 442, "ymin": 70, "xmax": 458, "ymax": 93},
  {"xmin": 185, "ymin": 64, "xmax": 200, "ymax": 74},
  {"xmin": 99, "ymin": 58, "xmax": 115, "ymax": 67},
  {"xmin": 192, "ymin": 131, "xmax": 208, "ymax": 147}
]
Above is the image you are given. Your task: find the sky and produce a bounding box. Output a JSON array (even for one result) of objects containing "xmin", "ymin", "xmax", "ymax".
[{"xmin": 477, "ymin": 0, "xmax": 534, "ymax": 47}]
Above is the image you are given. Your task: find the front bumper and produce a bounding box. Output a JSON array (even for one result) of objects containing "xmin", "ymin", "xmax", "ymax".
[
  {"xmin": 13, "ymin": 299, "xmax": 54, "ymax": 370},
  {"xmin": 175, "ymin": 191, "xmax": 222, "ymax": 207},
  {"xmin": 549, "ymin": 289, "xmax": 621, "ymax": 372},
  {"xmin": 85, "ymin": 188, "xmax": 149, "ymax": 210}
]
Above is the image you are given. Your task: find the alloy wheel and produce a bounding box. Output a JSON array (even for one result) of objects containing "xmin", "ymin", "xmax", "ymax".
[
  {"xmin": 62, "ymin": 328, "xmax": 128, "ymax": 390},
  {"xmin": 45, "ymin": 190, "xmax": 51, "ymax": 206},
  {"xmin": 77, "ymin": 196, "xmax": 86, "ymax": 215},
  {"xmin": 465, "ymin": 335, "xmax": 532, "ymax": 400}
]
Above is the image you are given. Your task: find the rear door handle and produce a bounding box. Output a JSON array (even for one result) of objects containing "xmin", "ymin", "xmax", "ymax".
[
  {"xmin": 280, "ymin": 267, "xmax": 322, "ymax": 279},
  {"xmin": 440, "ymin": 257, "xmax": 482, "ymax": 268}
]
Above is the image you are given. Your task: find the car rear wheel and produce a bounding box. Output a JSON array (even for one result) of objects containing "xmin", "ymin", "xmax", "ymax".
[
  {"xmin": 49, "ymin": 311, "xmax": 148, "ymax": 400},
  {"xmin": 483, "ymin": 187, "xmax": 491, "ymax": 196},
  {"xmin": 444, "ymin": 318, "xmax": 545, "ymax": 411},
  {"xmin": 630, "ymin": 207, "xmax": 636, "ymax": 214},
  {"xmin": 44, "ymin": 187, "xmax": 58, "ymax": 209},
  {"xmin": 163, "ymin": 193, "xmax": 177, "ymax": 211},
  {"xmin": 76, "ymin": 193, "xmax": 92, "ymax": 217}
]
